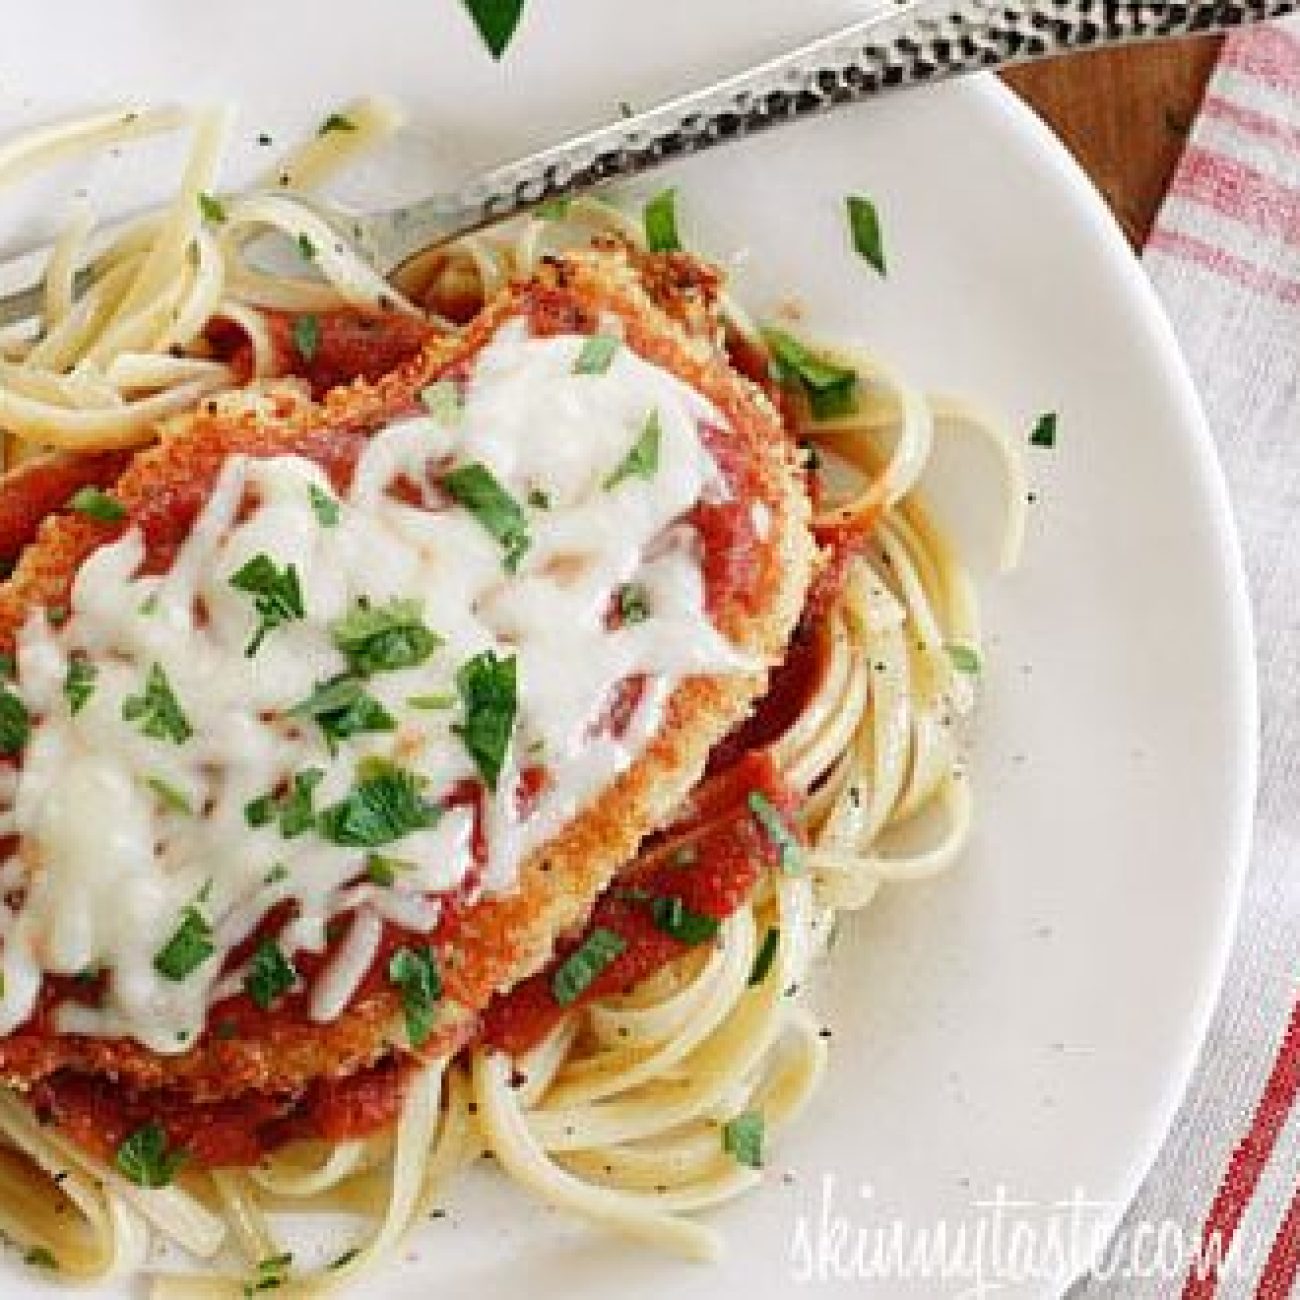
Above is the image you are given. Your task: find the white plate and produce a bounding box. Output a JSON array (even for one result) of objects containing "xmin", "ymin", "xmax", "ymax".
[{"xmin": 0, "ymin": 3, "xmax": 1256, "ymax": 1297}]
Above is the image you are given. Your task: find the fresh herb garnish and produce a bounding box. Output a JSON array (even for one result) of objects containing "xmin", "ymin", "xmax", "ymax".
[
  {"xmin": 407, "ymin": 691, "xmax": 456, "ymax": 711},
  {"xmin": 329, "ymin": 1248, "xmax": 360, "ymax": 1272},
  {"xmin": 420, "ymin": 379, "xmax": 463, "ymax": 425},
  {"xmin": 603, "ymin": 411, "xmax": 661, "ymax": 490},
  {"xmin": 289, "ymin": 674, "xmax": 395, "ymax": 751},
  {"xmin": 309, "ymin": 483, "xmax": 340, "ymax": 526},
  {"xmin": 23, "ymin": 1246, "xmax": 57, "ymax": 1270},
  {"xmin": 296, "ymin": 232, "xmax": 317, "ymax": 262},
  {"xmin": 574, "ymin": 333, "xmax": 620, "ymax": 375},
  {"xmin": 229, "ymin": 554, "xmax": 305, "ymax": 656},
  {"xmin": 251, "ymin": 1252, "xmax": 294, "ymax": 1292},
  {"xmin": 722, "ymin": 1111, "xmax": 765, "ymax": 1168},
  {"xmin": 946, "ymin": 642, "xmax": 981, "ymax": 674},
  {"xmin": 388, "ymin": 945, "xmax": 442, "ymax": 1048},
  {"xmin": 534, "ymin": 197, "xmax": 570, "ymax": 221},
  {"xmin": 764, "ymin": 329, "xmax": 858, "ymax": 421},
  {"xmin": 617, "ymin": 583, "xmax": 650, "ymax": 625},
  {"xmin": 461, "ymin": 0, "xmax": 527, "ymax": 59},
  {"xmin": 67, "ymin": 486, "xmax": 126, "ymax": 522},
  {"xmin": 749, "ymin": 926, "xmax": 780, "ymax": 986},
  {"xmin": 365, "ymin": 853, "xmax": 409, "ymax": 886},
  {"xmin": 63, "ymin": 658, "xmax": 96, "ymax": 714},
  {"xmin": 264, "ymin": 863, "xmax": 289, "ymax": 885},
  {"xmin": 319, "ymin": 112, "xmax": 356, "ymax": 135},
  {"xmin": 551, "ymin": 927, "xmax": 626, "ymax": 1006},
  {"xmin": 147, "ymin": 776, "xmax": 193, "ymax": 815},
  {"xmin": 0, "ymin": 686, "xmax": 28, "ymax": 754},
  {"xmin": 245, "ymin": 768, "xmax": 325, "ymax": 838},
  {"xmin": 527, "ymin": 488, "xmax": 551, "ymax": 510},
  {"xmin": 747, "ymin": 791, "xmax": 801, "ymax": 874},
  {"xmin": 331, "ymin": 598, "xmax": 441, "ymax": 675},
  {"xmin": 650, "ymin": 896, "xmax": 719, "ymax": 945},
  {"xmin": 846, "ymin": 194, "xmax": 886, "ymax": 276},
  {"xmin": 292, "ymin": 313, "xmax": 321, "ymax": 361},
  {"xmin": 114, "ymin": 1122, "xmax": 186, "ymax": 1188},
  {"xmin": 122, "ymin": 664, "xmax": 191, "ymax": 744},
  {"xmin": 440, "ymin": 462, "xmax": 530, "ymax": 572},
  {"xmin": 452, "ymin": 650, "xmax": 517, "ymax": 792},
  {"xmin": 154, "ymin": 906, "xmax": 213, "ymax": 980},
  {"xmin": 1030, "ymin": 411, "xmax": 1058, "ymax": 448},
  {"xmin": 198, "ymin": 192, "xmax": 226, "ymax": 224},
  {"xmin": 643, "ymin": 188, "xmax": 681, "ymax": 253},
  {"xmin": 245, "ymin": 939, "xmax": 298, "ymax": 1009},
  {"xmin": 318, "ymin": 759, "xmax": 440, "ymax": 848}
]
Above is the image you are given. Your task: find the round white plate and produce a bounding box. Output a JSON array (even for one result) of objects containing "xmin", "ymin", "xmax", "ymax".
[{"xmin": 0, "ymin": 3, "xmax": 1256, "ymax": 1297}]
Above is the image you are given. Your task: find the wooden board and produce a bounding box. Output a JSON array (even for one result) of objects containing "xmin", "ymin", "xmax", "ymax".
[{"xmin": 1004, "ymin": 37, "xmax": 1221, "ymax": 246}]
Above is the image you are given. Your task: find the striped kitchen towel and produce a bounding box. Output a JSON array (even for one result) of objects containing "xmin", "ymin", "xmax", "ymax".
[{"xmin": 1080, "ymin": 17, "xmax": 1300, "ymax": 1300}]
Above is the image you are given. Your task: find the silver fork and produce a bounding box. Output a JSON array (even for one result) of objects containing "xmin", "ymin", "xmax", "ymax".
[{"xmin": 0, "ymin": 0, "xmax": 1293, "ymax": 327}]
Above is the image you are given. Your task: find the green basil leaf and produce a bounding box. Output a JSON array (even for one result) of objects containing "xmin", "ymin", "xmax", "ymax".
[
  {"xmin": 551, "ymin": 927, "xmax": 626, "ymax": 1007},
  {"xmin": 643, "ymin": 188, "xmax": 681, "ymax": 253},
  {"xmin": 846, "ymin": 194, "xmax": 886, "ymax": 276},
  {"xmin": 115, "ymin": 1122, "xmax": 186, "ymax": 1188},
  {"xmin": 722, "ymin": 1110, "xmax": 765, "ymax": 1168},
  {"xmin": 318, "ymin": 759, "xmax": 440, "ymax": 848},
  {"xmin": 63, "ymin": 658, "xmax": 96, "ymax": 714},
  {"xmin": 289, "ymin": 674, "xmax": 395, "ymax": 750},
  {"xmin": 122, "ymin": 664, "xmax": 191, "ymax": 744},
  {"xmin": 452, "ymin": 650, "xmax": 517, "ymax": 792},
  {"xmin": 229, "ymin": 554, "xmax": 305, "ymax": 657},
  {"xmin": 67, "ymin": 487, "xmax": 126, "ymax": 522},
  {"xmin": 603, "ymin": 411, "xmax": 661, "ymax": 490},
  {"xmin": 440, "ymin": 462, "xmax": 530, "ymax": 573},
  {"xmin": 244, "ymin": 938, "xmax": 298, "ymax": 1009},
  {"xmin": 330, "ymin": 598, "xmax": 441, "ymax": 675},
  {"xmin": 388, "ymin": 944, "xmax": 442, "ymax": 1048},
  {"xmin": 461, "ymin": 0, "xmax": 527, "ymax": 59},
  {"xmin": 153, "ymin": 906, "xmax": 213, "ymax": 980}
]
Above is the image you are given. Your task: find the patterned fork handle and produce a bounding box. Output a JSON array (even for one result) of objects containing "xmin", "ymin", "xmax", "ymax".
[{"xmin": 363, "ymin": 0, "xmax": 1299, "ymax": 267}]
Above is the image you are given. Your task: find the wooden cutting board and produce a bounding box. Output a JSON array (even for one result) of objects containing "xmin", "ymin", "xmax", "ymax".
[{"xmin": 1003, "ymin": 37, "xmax": 1221, "ymax": 246}]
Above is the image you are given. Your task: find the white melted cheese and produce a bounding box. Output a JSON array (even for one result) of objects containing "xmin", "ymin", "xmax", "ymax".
[{"xmin": 0, "ymin": 322, "xmax": 752, "ymax": 1053}]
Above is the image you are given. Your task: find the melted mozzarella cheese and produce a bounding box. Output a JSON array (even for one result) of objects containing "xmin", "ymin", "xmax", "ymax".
[{"xmin": 0, "ymin": 322, "xmax": 753, "ymax": 1053}]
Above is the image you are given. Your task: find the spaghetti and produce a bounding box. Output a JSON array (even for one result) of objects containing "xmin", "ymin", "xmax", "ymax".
[{"xmin": 0, "ymin": 103, "xmax": 1024, "ymax": 1296}]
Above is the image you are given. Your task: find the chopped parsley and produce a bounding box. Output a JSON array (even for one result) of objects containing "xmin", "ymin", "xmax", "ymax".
[
  {"xmin": 331, "ymin": 598, "xmax": 441, "ymax": 675},
  {"xmin": 309, "ymin": 482, "xmax": 340, "ymax": 526},
  {"xmin": 198, "ymin": 192, "xmax": 226, "ymax": 224},
  {"xmin": 1030, "ymin": 411, "xmax": 1058, "ymax": 448},
  {"xmin": 946, "ymin": 642, "xmax": 981, "ymax": 674},
  {"xmin": 749, "ymin": 926, "xmax": 780, "ymax": 986},
  {"xmin": 722, "ymin": 1110, "xmax": 765, "ymax": 1168},
  {"xmin": 440, "ymin": 462, "xmax": 530, "ymax": 572},
  {"xmin": 147, "ymin": 776, "xmax": 193, "ymax": 815},
  {"xmin": 115, "ymin": 1122, "xmax": 186, "ymax": 1188},
  {"xmin": 365, "ymin": 853, "xmax": 409, "ymax": 886},
  {"xmin": 0, "ymin": 685, "xmax": 27, "ymax": 754},
  {"xmin": 534, "ymin": 197, "xmax": 570, "ymax": 221},
  {"xmin": 407, "ymin": 691, "xmax": 456, "ymax": 711},
  {"xmin": 245, "ymin": 939, "xmax": 298, "ymax": 1009},
  {"xmin": 63, "ymin": 657, "xmax": 96, "ymax": 714},
  {"xmin": 452, "ymin": 650, "xmax": 517, "ymax": 792},
  {"xmin": 420, "ymin": 379, "xmax": 463, "ymax": 424},
  {"xmin": 250, "ymin": 1252, "xmax": 294, "ymax": 1293},
  {"xmin": 289, "ymin": 674, "xmax": 395, "ymax": 751},
  {"xmin": 122, "ymin": 664, "xmax": 192, "ymax": 744},
  {"xmin": 603, "ymin": 410, "xmax": 661, "ymax": 490},
  {"xmin": 650, "ymin": 896, "xmax": 719, "ymax": 945},
  {"xmin": 461, "ymin": 0, "xmax": 527, "ymax": 59},
  {"xmin": 229, "ymin": 554, "xmax": 304, "ymax": 656},
  {"xmin": 318, "ymin": 759, "xmax": 441, "ymax": 848},
  {"xmin": 551, "ymin": 927, "xmax": 626, "ymax": 1006},
  {"xmin": 297, "ymin": 232, "xmax": 317, "ymax": 262},
  {"xmin": 388, "ymin": 944, "xmax": 442, "ymax": 1048},
  {"xmin": 617, "ymin": 583, "xmax": 650, "ymax": 625},
  {"xmin": 292, "ymin": 313, "xmax": 321, "ymax": 362},
  {"xmin": 643, "ymin": 188, "xmax": 681, "ymax": 253},
  {"xmin": 747, "ymin": 791, "xmax": 802, "ymax": 874},
  {"xmin": 846, "ymin": 194, "xmax": 886, "ymax": 276},
  {"xmin": 67, "ymin": 486, "xmax": 126, "ymax": 522},
  {"xmin": 245, "ymin": 768, "xmax": 325, "ymax": 838},
  {"xmin": 764, "ymin": 328, "xmax": 858, "ymax": 420},
  {"xmin": 153, "ymin": 906, "xmax": 213, "ymax": 980},
  {"xmin": 23, "ymin": 1246, "xmax": 57, "ymax": 1270},
  {"xmin": 318, "ymin": 112, "xmax": 357, "ymax": 135},
  {"xmin": 574, "ymin": 333, "xmax": 620, "ymax": 375}
]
